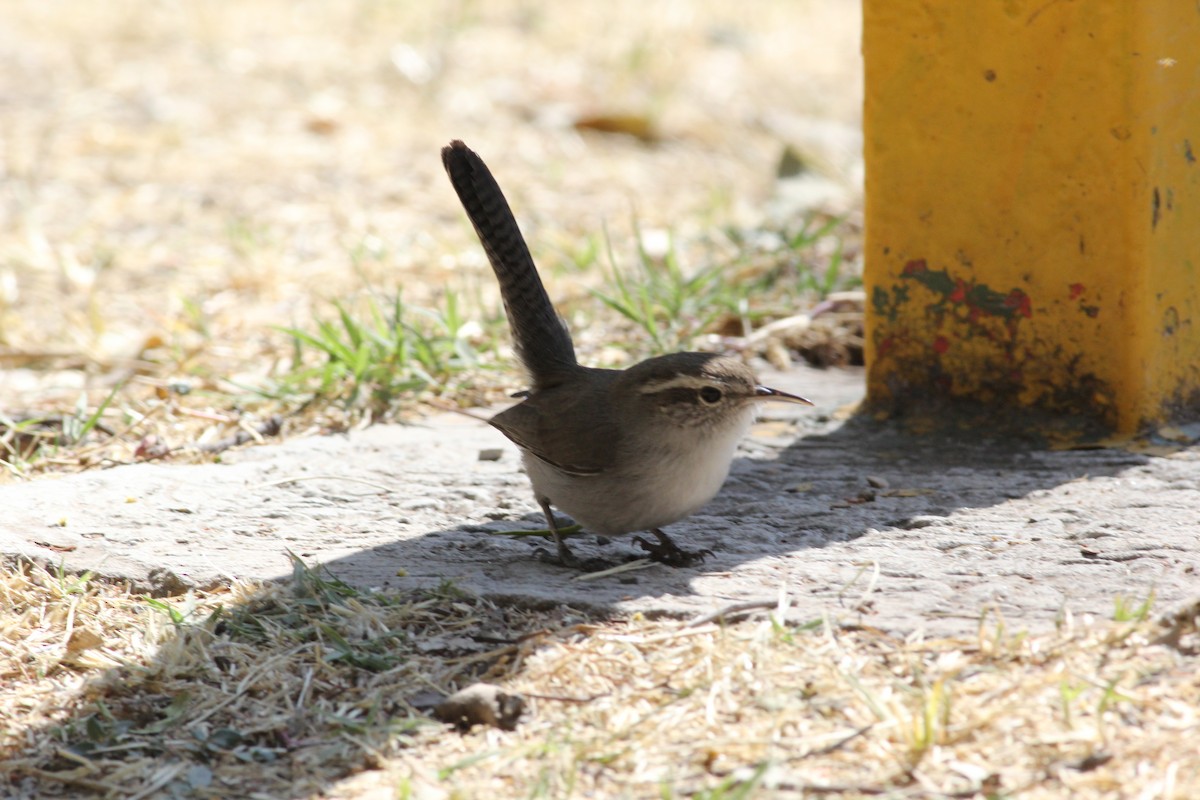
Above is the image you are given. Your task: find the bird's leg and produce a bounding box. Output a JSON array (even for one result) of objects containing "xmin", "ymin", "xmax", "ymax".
[
  {"xmin": 633, "ymin": 528, "xmax": 713, "ymax": 568},
  {"xmin": 539, "ymin": 498, "xmax": 583, "ymax": 568}
]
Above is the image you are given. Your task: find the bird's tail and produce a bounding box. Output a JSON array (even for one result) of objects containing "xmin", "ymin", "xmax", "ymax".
[{"xmin": 442, "ymin": 140, "xmax": 577, "ymax": 385}]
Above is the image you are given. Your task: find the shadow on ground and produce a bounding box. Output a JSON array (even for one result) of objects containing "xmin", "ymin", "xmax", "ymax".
[
  {"xmin": 9, "ymin": 364, "xmax": 1192, "ymax": 638},
  {"xmin": 5, "ymin": 368, "xmax": 1199, "ymax": 797},
  {"xmin": 314, "ymin": 412, "xmax": 1190, "ymax": 635}
]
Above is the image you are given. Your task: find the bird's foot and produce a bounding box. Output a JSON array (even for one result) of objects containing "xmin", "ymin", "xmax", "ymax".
[
  {"xmin": 632, "ymin": 529, "xmax": 713, "ymax": 568},
  {"xmin": 533, "ymin": 546, "xmax": 619, "ymax": 572},
  {"xmin": 531, "ymin": 529, "xmax": 616, "ymax": 572}
]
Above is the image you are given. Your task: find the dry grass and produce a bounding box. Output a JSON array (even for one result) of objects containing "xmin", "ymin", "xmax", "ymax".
[
  {"xmin": 2, "ymin": 557, "xmax": 1198, "ymax": 799},
  {"xmin": 1, "ymin": 0, "xmax": 862, "ymax": 477}
]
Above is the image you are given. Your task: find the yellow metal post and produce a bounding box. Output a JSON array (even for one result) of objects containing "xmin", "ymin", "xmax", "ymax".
[{"xmin": 862, "ymin": 1, "xmax": 1200, "ymax": 435}]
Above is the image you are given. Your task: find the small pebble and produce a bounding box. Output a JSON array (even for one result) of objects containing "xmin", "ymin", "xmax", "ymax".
[
  {"xmin": 400, "ymin": 498, "xmax": 442, "ymax": 511},
  {"xmin": 433, "ymin": 683, "xmax": 526, "ymax": 731},
  {"xmin": 901, "ymin": 515, "xmax": 947, "ymax": 530}
]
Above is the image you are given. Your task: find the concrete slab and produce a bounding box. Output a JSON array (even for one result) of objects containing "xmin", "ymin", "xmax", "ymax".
[{"xmin": 3, "ymin": 365, "xmax": 1197, "ymax": 637}]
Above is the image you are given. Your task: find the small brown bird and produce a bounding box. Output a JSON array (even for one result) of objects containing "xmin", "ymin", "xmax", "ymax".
[{"xmin": 442, "ymin": 140, "xmax": 811, "ymax": 567}]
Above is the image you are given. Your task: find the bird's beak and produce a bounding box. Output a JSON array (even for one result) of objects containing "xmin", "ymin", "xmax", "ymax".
[{"xmin": 754, "ymin": 385, "xmax": 814, "ymax": 405}]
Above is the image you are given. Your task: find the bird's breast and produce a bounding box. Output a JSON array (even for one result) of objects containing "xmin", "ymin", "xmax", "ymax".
[{"xmin": 522, "ymin": 407, "xmax": 753, "ymax": 536}]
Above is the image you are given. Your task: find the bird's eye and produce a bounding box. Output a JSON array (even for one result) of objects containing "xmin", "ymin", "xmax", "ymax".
[{"xmin": 699, "ymin": 386, "xmax": 722, "ymax": 404}]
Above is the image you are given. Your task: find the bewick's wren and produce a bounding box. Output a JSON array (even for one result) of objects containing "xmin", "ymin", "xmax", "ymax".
[{"xmin": 442, "ymin": 140, "xmax": 811, "ymax": 568}]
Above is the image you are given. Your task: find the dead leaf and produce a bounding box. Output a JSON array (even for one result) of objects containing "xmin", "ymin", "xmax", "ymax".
[
  {"xmin": 573, "ymin": 112, "xmax": 658, "ymax": 142},
  {"xmin": 66, "ymin": 628, "xmax": 104, "ymax": 654}
]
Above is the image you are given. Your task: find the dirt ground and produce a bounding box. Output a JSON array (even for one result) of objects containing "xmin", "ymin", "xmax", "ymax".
[{"xmin": 0, "ymin": 0, "xmax": 862, "ymax": 420}]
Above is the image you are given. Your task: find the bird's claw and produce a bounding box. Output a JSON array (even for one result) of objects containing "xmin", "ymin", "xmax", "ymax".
[{"xmin": 633, "ymin": 531, "xmax": 713, "ymax": 568}]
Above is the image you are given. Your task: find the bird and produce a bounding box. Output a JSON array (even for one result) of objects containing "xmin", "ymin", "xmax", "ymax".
[{"xmin": 442, "ymin": 140, "xmax": 811, "ymax": 568}]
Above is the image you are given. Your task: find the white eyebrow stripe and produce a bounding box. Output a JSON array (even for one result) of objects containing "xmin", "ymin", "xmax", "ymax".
[{"xmin": 636, "ymin": 375, "xmax": 714, "ymax": 394}]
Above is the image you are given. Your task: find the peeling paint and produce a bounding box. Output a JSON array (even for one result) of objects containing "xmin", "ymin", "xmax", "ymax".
[{"xmin": 1163, "ymin": 306, "xmax": 1179, "ymax": 336}]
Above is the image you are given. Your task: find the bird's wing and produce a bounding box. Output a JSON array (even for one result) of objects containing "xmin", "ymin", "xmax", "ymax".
[{"xmin": 489, "ymin": 394, "xmax": 617, "ymax": 478}]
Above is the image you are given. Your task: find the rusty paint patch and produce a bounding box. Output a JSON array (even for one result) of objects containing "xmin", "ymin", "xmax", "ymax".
[
  {"xmin": 868, "ymin": 259, "xmax": 1120, "ymax": 434},
  {"xmin": 879, "ymin": 259, "xmax": 1032, "ymax": 335}
]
